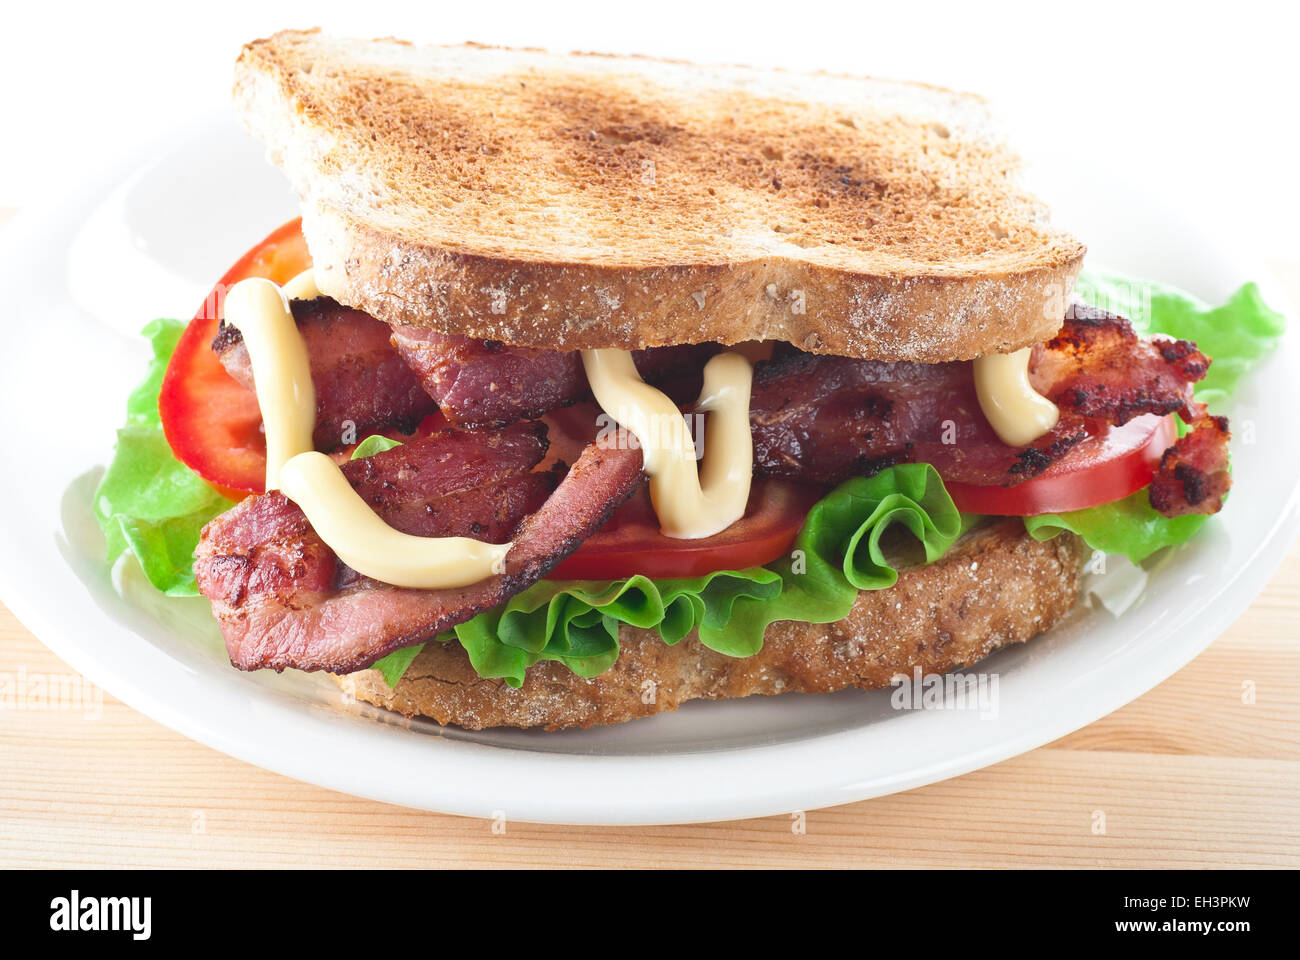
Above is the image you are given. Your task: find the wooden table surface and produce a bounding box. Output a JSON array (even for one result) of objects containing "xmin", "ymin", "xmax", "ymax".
[
  {"xmin": 4, "ymin": 543, "xmax": 1299, "ymax": 868},
  {"xmin": 1, "ymin": 201, "xmax": 1297, "ymax": 868}
]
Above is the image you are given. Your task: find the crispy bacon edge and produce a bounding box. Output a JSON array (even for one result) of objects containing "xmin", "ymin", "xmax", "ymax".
[
  {"xmin": 1041, "ymin": 304, "xmax": 1230, "ymax": 516},
  {"xmin": 1148, "ymin": 408, "xmax": 1232, "ymax": 517},
  {"xmin": 1035, "ymin": 303, "xmax": 1207, "ymax": 425}
]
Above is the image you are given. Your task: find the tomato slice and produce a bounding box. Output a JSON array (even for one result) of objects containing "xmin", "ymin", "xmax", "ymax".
[
  {"xmin": 551, "ymin": 479, "xmax": 823, "ymax": 580},
  {"xmin": 159, "ymin": 219, "xmax": 312, "ymax": 498},
  {"xmin": 544, "ymin": 401, "xmax": 824, "ymax": 580},
  {"xmin": 944, "ymin": 414, "xmax": 1177, "ymax": 516}
]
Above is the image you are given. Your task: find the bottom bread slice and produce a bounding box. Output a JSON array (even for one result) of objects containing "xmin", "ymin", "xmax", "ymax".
[{"xmin": 333, "ymin": 520, "xmax": 1086, "ymax": 730}]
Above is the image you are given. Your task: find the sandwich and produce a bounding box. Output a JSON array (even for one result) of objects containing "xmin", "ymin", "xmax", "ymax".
[{"xmin": 94, "ymin": 29, "xmax": 1284, "ymax": 731}]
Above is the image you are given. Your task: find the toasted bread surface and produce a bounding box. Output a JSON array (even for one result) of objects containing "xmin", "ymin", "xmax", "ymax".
[
  {"xmin": 235, "ymin": 30, "xmax": 1084, "ymax": 361},
  {"xmin": 334, "ymin": 521, "xmax": 1085, "ymax": 730}
]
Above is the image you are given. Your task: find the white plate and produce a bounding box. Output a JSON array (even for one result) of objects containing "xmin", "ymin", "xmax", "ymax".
[{"xmin": 1, "ymin": 112, "xmax": 1296, "ymax": 825}]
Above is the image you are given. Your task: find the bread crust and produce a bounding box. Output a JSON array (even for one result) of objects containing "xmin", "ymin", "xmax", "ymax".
[
  {"xmin": 235, "ymin": 31, "xmax": 1085, "ymax": 362},
  {"xmin": 334, "ymin": 521, "xmax": 1086, "ymax": 730},
  {"xmin": 303, "ymin": 203, "xmax": 1081, "ymax": 362}
]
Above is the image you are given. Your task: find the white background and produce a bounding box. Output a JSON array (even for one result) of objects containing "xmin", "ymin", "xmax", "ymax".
[{"xmin": 1, "ymin": 0, "xmax": 1296, "ymax": 259}]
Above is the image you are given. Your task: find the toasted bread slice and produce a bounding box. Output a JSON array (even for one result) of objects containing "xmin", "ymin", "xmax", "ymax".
[
  {"xmin": 334, "ymin": 521, "xmax": 1085, "ymax": 730},
  {"xmin": 235, "ymin": 30, "xmax": 1085, "ymax": 362}
]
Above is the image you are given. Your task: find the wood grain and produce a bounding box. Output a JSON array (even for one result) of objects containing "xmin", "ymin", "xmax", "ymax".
[{"xmin": 1, "ymin": 535, "xmax": 1297, "ymax": 868}]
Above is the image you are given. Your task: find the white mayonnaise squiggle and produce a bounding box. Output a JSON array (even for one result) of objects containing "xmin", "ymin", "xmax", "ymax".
[
  {"xmin": 222, "ymin": 272, "xmax": 510, "ymax": 589},
  {"xmin": 972, "ymin": 348, "xmax": 1059, "ymax": 446},
  {"xmin": 582, "ymin": 349, "xmax": 754, "ymax": 539}
]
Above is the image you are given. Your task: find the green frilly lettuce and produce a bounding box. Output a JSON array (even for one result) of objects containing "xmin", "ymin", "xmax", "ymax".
[
  {"xmin": 93, "ymin": 320, "xmax": 234, "ymax": 595},
  {"xmin": 375, "ymin": 464, "xmax": 966, "ymax": 688}
]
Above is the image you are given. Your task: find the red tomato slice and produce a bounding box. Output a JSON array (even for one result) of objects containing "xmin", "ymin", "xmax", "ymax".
[
  {"xmin": 944, "ymin": 414, "xmax": 1177, "ymax": 516},
  {"xmin": 159, "ymin": 219, "xmax": 312, "ymax": 498},
  {"xmin": 550, "ymin": 479, "xmax": 823, "ymax": 580},
  {"xmin": 544, "ymin": 401, "xmax": 824, "ymax": 580}
]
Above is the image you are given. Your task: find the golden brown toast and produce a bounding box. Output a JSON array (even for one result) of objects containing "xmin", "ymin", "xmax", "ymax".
[
  {"xmin": 335, "ymin": 521, "xmax": 1085, "ymax": 730},
  {"xmin": 234, "ymin": 30, "xmax": 1085, "ymax": 362}
]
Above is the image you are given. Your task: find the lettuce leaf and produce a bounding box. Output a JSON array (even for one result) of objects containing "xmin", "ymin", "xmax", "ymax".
[
  {"xmin": 350, "ymin": 434, "xmax": 404, "ymax": 459},
  {"xmin": 93, "ymin": 320, "xmax": 234, "ymax": 595},
  {"xmin": 388, "ymin": 463, "xmax": 965, "ymax": 688},
  {"xmin": 371, "ymin": 644, "xmax": 427, "ymax": 688},
  {"xmin": 1023, "ymin": 491, "xmax": 1208, "ymax": 564},
  {"xmin": 1024, "ymin": 272, "xmax": 1285, "ymax": 563}
]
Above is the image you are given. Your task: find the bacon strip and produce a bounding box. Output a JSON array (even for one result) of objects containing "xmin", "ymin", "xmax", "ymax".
[
  {"xmin": 1032, "ymin": 303, "xmax": 1206, "ymax": 424},
  {"xmin": 747, "ymin": 349, "xmax": 1091, "ymax": 487},
  {"xmin": 1149, "ymin": 408, "xmax": 1231, "ymax": 517},
  {"xmin": 195, "ymin": 430, "xmax": 644, "ymax": 674},
  {"xmin": 749, "ymin": 307, "xmax": 1229, "ymax": 516},
  {"xmin": 214, "ymin": 297, "xmax": 437, "ymax": 451},
  {"xmin": 387, "ymin": 330, "xmax": 586, "ymax": 428},
  {"xmin": 196, "ymin": 422, "xmax": 553, "ymax": 629},
  {"xmin": 389, "ymin": 327, "xmax": 718, "ymax": 426}
]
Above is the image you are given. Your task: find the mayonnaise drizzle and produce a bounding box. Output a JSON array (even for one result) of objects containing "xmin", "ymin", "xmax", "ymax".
[
  {"xmin": 972, "ymin": 347, "xmax": 1060, "ymax": 447},
  {"xmin": 224, "ymin": 270, "xmax": 511, "ymax": 589},
  {"xmin": 222, "ymin": 278, "xmax": 316, "ymax": 490},
  {"xmin": 581, "ymin": 349, "xmax": 754, "ymax": 539},
  {"xmin": 278, "ymin": 452, "xmax": 511, "ymax": 589},
  {"xmin": 281, "ymin": 267, "xmax": 319, "ymax": 301}
]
